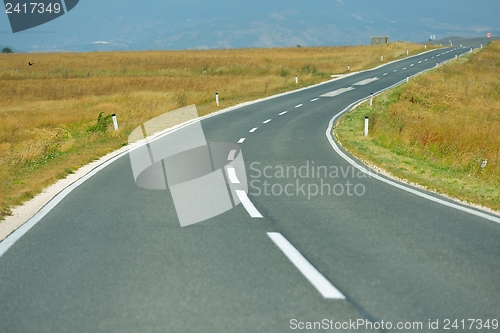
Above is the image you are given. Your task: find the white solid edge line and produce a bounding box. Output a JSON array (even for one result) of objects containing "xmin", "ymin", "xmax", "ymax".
[
  {"xmin": 235, "ymin": 190, "xmax": 263, "ymax": 218},
  {"xmin": 227, "ymin": 149, "xmax": 237, "ymax": 161},
  {"xmin": 0, "ymin": 60, "xmax": 353, "ymax": 252},
  {"xmin": 249, "ymin": 127, "xmax": 258, "ymax": 133},
  {"xmin": 263, "ymin": 119, "xmax": 272, "ymax": 124},
  {"xmin": 0, "ymin": 152, "xmax": 125, "ymax": 257},
  {"xmin": 295, "ymin": 104, "xmax": 303, "ymax": 108},
  {"xmin": 326, "ymin": 76, "xmax": 500, "ymax": 225},
  {"xmin": 238, "ymin": 138, "xmax": 246, "ymax": 144},
  {"xmin": 0, "ymin": 47, "xmax": 464, "ymax": 256},
  {"xmin": 279, "ymin": 111, "xmax": 288, "ymax": 116},
  {"xmin": 267, "ymin": 232, "xmax": 345, "ymax": 299},
  {"xmin": 226, "ymin": 167, "xmax": 241, "ymax": 184}
]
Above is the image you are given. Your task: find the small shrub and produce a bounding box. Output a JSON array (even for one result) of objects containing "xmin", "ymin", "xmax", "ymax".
[
  {"xmin": 280, "ymin": 67, "xmax": 289, "ymax": 77},
  {"xmin": 87, "ymin": 112, "xmax": 112, "ymax": 133}
]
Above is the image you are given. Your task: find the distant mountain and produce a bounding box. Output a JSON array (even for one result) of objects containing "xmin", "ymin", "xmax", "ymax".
[{"xmin": 1, "ymin": 0, "xmax": 499, "ymax": 52}]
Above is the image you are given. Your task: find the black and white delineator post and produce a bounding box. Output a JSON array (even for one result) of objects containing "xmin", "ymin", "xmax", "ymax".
[
  {"xmin": 364, "ymin": 116, "xmax": 369, "ymax": 136},
  {"xmin": 369, "ymin": 93, "xmax": 373, "ymax": 107},
  {"xmin": 436, "ymin": 62, "xmax": 439, "ymax": 69},
  {"xmin": 406, "ymin": 49, "xmax": 409, "ymax": 56},
  {"xmin": 381, "ymin": 55, "xmax": 383, "ymax": 61},
  {"xmin": 406, "ymin": 75, "xmax": 409, "ymax": 83},
  {"xmin": 112, "ymin": 113, "xmax": 118, "ymax": 130},
  {"xmin": 348, "ymin": 65, "xmax": 350, "ymax": 71},
  {"xmin": 216, "ymin": 92, "xmax": 219, "ymax": 107},
  {"xmin": 295, "ymin": 75, "xmax": 298, "ymax": 84}
]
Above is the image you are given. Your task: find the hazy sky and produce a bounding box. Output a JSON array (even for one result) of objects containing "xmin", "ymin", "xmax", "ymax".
[{"xmin": 1, "ymin": 0, "xmax": 499, "ymax": 52}]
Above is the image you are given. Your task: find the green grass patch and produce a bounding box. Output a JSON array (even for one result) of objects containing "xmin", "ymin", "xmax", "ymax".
[{"xmin": 335, "ymin": 41, "xmax": 500, "ymax": 212}]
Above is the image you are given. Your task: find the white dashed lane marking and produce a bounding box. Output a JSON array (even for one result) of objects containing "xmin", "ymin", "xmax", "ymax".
[
  {"xmin": 249, "ymin": 127, "xmax": 258, "ymax": 133},
  {"xmin": 226, "ymin": 167, "xmax": 241, "ymax": 184},
  {"xmin": 236, "ymin": 190, "xmax": 263, "ymax": 218},
  {"xmin": 279, "ymin": 111, "xmax": 288, "ymax": 116},
  {"xmin": 227, "ymin": 149, "xmax": 237, "ymax": 161},
  {"xmin": 267, "ymin": 232, "xmax": 345, "ymax": 299},
  {"xmin": 263, "ymin": 119, "xmax": 272, "ymax": 124},
  {"xmin": 237, "ymin": 138, "xmax": 246, "ymax": 144},
  {"xmin": 295, "ymin": 104, "xmax": 303, "ymax": 108},
  {"xmin": 311, "ymin": 98, "xmax": 319, "ymax": 102}
]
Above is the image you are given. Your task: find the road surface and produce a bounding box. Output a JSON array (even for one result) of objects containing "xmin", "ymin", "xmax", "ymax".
[{"xmin": 1, "ymin": 43, "xmax": 499, "ymax": 333}]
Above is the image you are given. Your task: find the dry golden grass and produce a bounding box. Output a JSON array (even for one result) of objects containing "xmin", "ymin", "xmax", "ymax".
[
  {"xmin": 336, "ymin": 41, "xmax": 500, "ymax": 211},
  {"xmin": 0, "ymin": 42, "xmax": 432, "ymax": 217}
]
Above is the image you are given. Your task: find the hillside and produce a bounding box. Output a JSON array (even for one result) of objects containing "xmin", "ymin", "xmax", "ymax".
[{"xmin": 1, "ymin": 0, "xmax": 498, "ymax": 52}]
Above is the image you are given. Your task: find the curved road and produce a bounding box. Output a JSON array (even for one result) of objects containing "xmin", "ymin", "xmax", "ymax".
[{"xmin": 1, "ymin": 43, "xmax": 499, "ymax": 332}]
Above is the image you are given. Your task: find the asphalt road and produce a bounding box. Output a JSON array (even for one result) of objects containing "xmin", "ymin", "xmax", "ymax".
[{"xmin": 1, "ymin": 42, "xmax": 499, "ymax": 333}]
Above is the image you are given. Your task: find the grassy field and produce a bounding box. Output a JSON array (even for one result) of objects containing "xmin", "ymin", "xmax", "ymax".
[
  {"xmin": 0, "ymin": 42, "xmax": 431, "ymax": 218},
  {"xmin": 335, "ymin": 41, "xmax": 500, "ymax": 212}
]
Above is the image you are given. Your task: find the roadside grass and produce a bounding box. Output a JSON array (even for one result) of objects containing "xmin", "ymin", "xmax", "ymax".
[
  {"xmin": 335, "ymin": 41, "xmax": 500, "ymax": 212},
  {"xmin": 0, "ymin": 42, "xmax": 433, "ymax": 218}
]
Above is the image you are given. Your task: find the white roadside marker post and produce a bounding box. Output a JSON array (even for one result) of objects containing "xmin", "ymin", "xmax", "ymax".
[
  {"xmin": 216, "ymin": 92, "xmax": 219, "ymax": 107},
  {"xmin": 381, "ymin": 55, "xmax": 383, "ymax": 62},
  {"xmin": 364, "ymin": 116, "xmax": 369, "ymax": 136},
  {"xmin": 425, "ymin": 44, "xmax": 427, "ymax": 50},
  {"xmin": 112, "ymin": 113, "xmax": 118, "ymax": 130},
  {"xmin": 348, "ymin": 65, "xmax": 350, "ymax": 71},
  {"xmin": 369, "ymin": 93, "xmax": 373, "ymax": 107},
  {"xmin": 406, "ymin": 75, "xmax": 409, "ymax": 83},
  {"xmin": 406, "ymin": 49, "xmax": 409, "ymax": 56},
  {"xmin": 436, "ymin": 62, "xmax": 439, "ymax": 69},
  {"xmin": 295, "ymin": 75, "xmax": 298, "ymax": 85}
]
